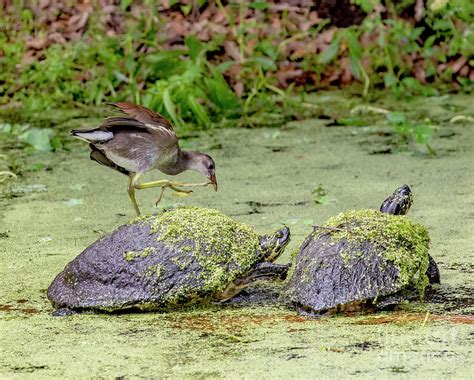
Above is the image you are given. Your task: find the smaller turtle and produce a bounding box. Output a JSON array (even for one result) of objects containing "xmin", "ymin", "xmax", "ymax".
[
  {"xmin": 48, "ymin": 207, "xmax": 290, "ymax": 315},
  {"xmin": 285, "ymin": 185, "xmax": 440, "ymax": 315}
]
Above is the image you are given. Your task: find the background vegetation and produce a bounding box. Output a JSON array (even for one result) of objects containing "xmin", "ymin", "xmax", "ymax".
[
  {"xmin": 1, "ymin": 1, "xmax": 472, "ymax": 126},
  {"xmin": 0, "ymin": 0, "xmax": 472, "ymax": 177}
]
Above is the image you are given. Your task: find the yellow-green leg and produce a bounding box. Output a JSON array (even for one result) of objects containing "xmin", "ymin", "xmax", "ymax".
[
  {"xmin": 128, "ymin": 175, "xmax": 141, "ymax": 216},
  {"xmin": 154, "ymin": 184, "xmax": 194, "ymax": 205},
  {"xmin": 128, "ymin": 173, "xmax": 209, "ymax": 215}
]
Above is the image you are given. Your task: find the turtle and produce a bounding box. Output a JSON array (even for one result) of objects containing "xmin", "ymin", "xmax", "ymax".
[
  {"xmin": 47, "ymin": 207, "xmax": 291, "ymax": 315},
  {"xmin": 284, "ymin": 185, "xmax": 440, "ymax": 316}
]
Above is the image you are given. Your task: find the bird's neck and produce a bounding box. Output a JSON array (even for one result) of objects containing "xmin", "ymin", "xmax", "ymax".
[{"xmin": 177, "ymin": 150, "xmax": 201, "ymax": 172}]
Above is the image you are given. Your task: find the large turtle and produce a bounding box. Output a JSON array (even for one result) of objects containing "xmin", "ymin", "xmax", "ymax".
[
  {"xmin": 48, "ymin": 207, "xmax": 290, "ymax": 315},
  {"xmin": 285, "ymin": 185, "xmax": 440, "ymax": 315}
]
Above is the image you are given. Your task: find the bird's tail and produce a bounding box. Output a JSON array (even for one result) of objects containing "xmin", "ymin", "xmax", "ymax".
[{"xmin": 71, "ymin": 129, "xmax": 113, "ymax": 143}]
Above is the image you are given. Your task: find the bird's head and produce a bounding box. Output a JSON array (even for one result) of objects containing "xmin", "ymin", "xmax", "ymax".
[{"xmin": 188, "ymin": 153, "xmax": 218, "ymax": 191}]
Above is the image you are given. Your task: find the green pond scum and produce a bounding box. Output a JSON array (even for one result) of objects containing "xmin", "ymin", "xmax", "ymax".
[{"xmin": 0, "ymin": 93, "xmax": 473, "ymax": 378}]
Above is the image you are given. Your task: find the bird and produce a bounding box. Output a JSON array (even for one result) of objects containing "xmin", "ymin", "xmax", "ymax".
[{"xmin": 71, "ymin": 102, "xmax": 217, "ymax": 216}]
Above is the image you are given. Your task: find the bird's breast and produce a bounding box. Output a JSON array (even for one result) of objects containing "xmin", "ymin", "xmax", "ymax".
[{"xmin": 153, "ymin": 149, "xmax": 182, "ymax": 175}]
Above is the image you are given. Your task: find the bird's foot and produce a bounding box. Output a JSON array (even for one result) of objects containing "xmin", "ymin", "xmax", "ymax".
[
  {"xmin": 130, "ymin": 174, "xmax": 210, "ymax": 211},
  {"xmin": 155, "ymin": 184, "xmax": 194, "ymax": 206},
  {"xmin": 168, "ymin": 181, "xmax": 210, "ymax": 188}
]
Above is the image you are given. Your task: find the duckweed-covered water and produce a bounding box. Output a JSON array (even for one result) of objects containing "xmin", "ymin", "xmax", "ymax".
[{"xmin": 0, "ymin": 93, "xmax": 473, "ymax": 378}]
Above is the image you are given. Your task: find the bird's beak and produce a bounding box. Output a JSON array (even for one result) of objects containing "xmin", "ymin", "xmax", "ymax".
[{"xmin": 209, "ymin": 174, "xmax": 218, "ymax": 191}]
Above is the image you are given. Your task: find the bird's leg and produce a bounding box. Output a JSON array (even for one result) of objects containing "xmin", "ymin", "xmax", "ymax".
[
  {"xmin": 130, "ymin": 174, "xmax": 208, "ymax": 208},
  {"xmin": 134, "ymin": 179, "xmax": 209, "ymax": 189},
  {"xmin": 128, "ymin": 174, "xmax": 141, "ymax": 216},
  {"xmin": 155, "ymin": 187, "xmax": 167, "ymax": 206},
  {"xmin": 155, "ymin": 184, "xmax": 193, "ymax": 206}
]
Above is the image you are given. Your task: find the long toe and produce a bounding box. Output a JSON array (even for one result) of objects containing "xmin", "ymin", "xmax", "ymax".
[
  {"xmin": 173, "ymin": 192, "xmax": 193, "ymax": 198},
  {"xmin": 155, "ymin": 187, "xmax": 167, "ymax": 206}
]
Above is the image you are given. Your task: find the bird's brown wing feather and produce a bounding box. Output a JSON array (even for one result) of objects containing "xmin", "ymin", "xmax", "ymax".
[
  {"xmin": 99, "ymin": 116, "xmax": 178, "ymax": 149},
  {"xmin": 100, "ymin": 116, "xmax": 150, "ymax": 130},
  {"xmin": 71, "ymin": 117, "xmax": 144, "ymax": 135},
  {"xmin": 107, "ymin": 102, "xmax": 174, "ymax": 131}
]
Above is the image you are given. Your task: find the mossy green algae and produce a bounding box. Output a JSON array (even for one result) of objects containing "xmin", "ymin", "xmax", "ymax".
[
  {"xmin": 140, "ymin": 207, "xmax": 262, "ymax": 296},
  {"xmin": 322, "ymin": 209, "xmax": 430, "ymax": 296},
  {"xmin": 123, "ymin": 246, "xmax": 156, "ymax": 261}
]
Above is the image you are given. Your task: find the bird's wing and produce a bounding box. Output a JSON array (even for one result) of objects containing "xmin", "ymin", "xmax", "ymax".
[
  {"xmin": 107, "ymin": 102, "xmax": 174, "ymax": 132},
  {"xmin": 72, "ymin": 115, "xmax": 178, "ymax": 148},
  {"xmin": 71, "ymin": 103, "xmax": 178, "ymax": 154},
  {"xmin": 89, "ymin": 144, "xmax": 130, "ymax": 176}
]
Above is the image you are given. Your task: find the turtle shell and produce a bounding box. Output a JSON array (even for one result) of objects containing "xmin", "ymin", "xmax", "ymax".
[
  {"xmin": 47, "ymin": 207, "xmax": 262, "ymax": 312},
  {"xmin": 285, "ymin": 209, "xmax": 432, "ymax": 314}
]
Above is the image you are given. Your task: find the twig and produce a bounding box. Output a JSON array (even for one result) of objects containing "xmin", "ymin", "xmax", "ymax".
[
  {"xmin": 449, "ymin": 115, "xmax": 474, "ymax": 123},
  {"xmin": 415, "ymin": 0, "xmax": 425, "ymax": 22},
  {"xmin": 351, "ymin": 105, "xmax": 389, "ymax": 115},
  {"xmin": 264, "ymin": 83, "xmax": 286, "ymax": 97},
  {"xmin": 300, "ymin": 102, "xmax": 320, "ymax": 109},
  {"xmin": 360, "ymin": 62, "xmax": 370, "ymax": 98},
  {"xmin": 422, "ymin": 311, "xmax": 430, "ymax": 327}
]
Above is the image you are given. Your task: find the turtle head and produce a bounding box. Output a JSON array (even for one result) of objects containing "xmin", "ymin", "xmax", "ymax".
[
  {"xmin": 216, "ymin": 227, "xmax": 291, "ymax": 302},
  {"xmin": 259, "ymin": 227, "xmax": 291, "ymax": 262},
  {"xmin": 380, "ymin": 184, "xmax": 413, "ymax": 215}
]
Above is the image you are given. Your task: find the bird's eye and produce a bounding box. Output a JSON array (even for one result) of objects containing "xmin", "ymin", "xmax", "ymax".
[{"xmin": 209, "ymin": 164, "xmax": 214, "ymax": 170}]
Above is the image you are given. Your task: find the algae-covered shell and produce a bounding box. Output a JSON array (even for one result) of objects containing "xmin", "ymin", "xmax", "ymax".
[
  {"xmin": 48, "ymin": 207, "xmax": 289, "ymax": 312},
  {"xmin": 285, "ymin": 208, "xmax": 438, "ymax": 315}
]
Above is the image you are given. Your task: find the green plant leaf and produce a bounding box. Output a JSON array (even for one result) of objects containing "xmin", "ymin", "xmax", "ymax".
[
  {"xmin": 205, "ymin": 76, "xmax": 241, "ymax": 112},
  {"xmin": 352, "ymin": 0, "xmax": 374, "ymax": 13},
  {"xmin": 395, "ymin": 123, "xmax": 411, "ymax": 138},
  {"xmin": 318, "ymin": 37, "xmax": 340, "ymax": 64},
  {"xmin": 50, "ymin": 136, "xmax": 63, "ymax": 150},
  {"xmin": 187, "ymin": 94, "xmax": 211, "ymax": 126},
  {"xmin": 162, "ymin": 88, "xmax": 180, "ymax": 126},
  {"xmin": 146, "ymin": 51, "xmax": 187, "ymax": 78},
  {"xmin": 185, "ymin": 35, "xmax": 205, "ymax": 61},
  {"xmin": 412, "ymin": 125, "xmax": 434, "ymax": 145},
  {"xmin": 214, "ymin": 61, "xmax": 235, "ymax": 74},
  {"xmin": 387, "ymin": 112, "xmax": 407, "ymax": 125},
  {"xmin": 249, "ymin": 1, "xmax": 270, "ymax": 10},
  {"xmin": 20, "ymin": 128, "xmax": 53, "ymax": 152},
  {"xmin": 312, "ymin": 184, "xmax": 336, "ymax": 205},
  {"xmin": 344, "ymin": 30, "xmax": 362, "ymax": 59},
  {"xmin": 384, "ymin": 73, "xmax": 398, "ymax": 88},
  {"xmin": 245, "ymin": 56, "xmax": 277, "ymax": 71},
  {"xmin": 349, "ymin": 54, "xmax": 362, "ymax": 80},
  {"xmin": 313, "ymin": 195, "xmax": 336, "ymax": 205},
  {"xmin": 120, "ymin": 0, "xmax": 133, "ymax": 11},
  {"xmin": 180, "ymin": 4, "xmax": 192, "ymax": 16}
]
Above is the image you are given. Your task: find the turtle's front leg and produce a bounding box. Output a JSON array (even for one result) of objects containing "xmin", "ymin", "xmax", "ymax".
[{"xmin": 217, "ymin": 262, "xmax": 291, "ymax": 302}]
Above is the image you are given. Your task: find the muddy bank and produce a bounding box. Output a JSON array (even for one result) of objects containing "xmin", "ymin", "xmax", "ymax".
[{"xmin": 0, "ymin": 92, "xmax": 473, "ymax": 378}]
